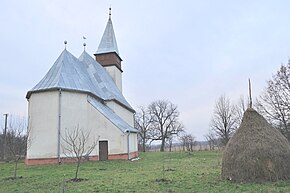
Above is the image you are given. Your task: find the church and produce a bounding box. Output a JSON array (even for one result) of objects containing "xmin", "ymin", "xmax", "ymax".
[{"xmin": 25, "ymin": 10, "xmax": 138, "ymax": 165}]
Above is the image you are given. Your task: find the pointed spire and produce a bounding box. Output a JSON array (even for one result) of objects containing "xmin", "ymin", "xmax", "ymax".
[{"xmin": 95, "ymin": 7, "xmax": 119, "ymax": 55}]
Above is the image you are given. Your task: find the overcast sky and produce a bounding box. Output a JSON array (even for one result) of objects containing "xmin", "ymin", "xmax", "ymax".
[{"xmin": 1, "ymin": 0, "xmax": 290, "ymax": 140}]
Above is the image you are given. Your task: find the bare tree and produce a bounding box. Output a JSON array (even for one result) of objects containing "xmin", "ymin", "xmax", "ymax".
[
  {"xmin": 6, "ymin": 129, "xmax": 27, "ymax": 179},
  {"xmin": 4, "ymin": 115, "xmax": 29, "ymax": 179},
  {"xmin": 210, "ymin": 95, "xmax": 237, "ymax": 146},
  {"xmin": 135, "ymin": 106, "xmax": 152, "ymax": 152},
  {"xmin": 234, "ymin": 95, "xmax": 249, "ymax": 126},
  {"xmin": 166, "ymin": 135, "xmax": 175, "ymax": 152},
  {"xmin": 61, "ymin": 126, "xmax": 98, "ymax": 181},
  {"xmin": 257, "ymin": 62, "xmax": 290, "ymax": 140},
  {"xmin": 180, "ymin": 132, "xmax": 195, "ymax": 152},
  {"xmin": 204, "ymin": 130, "xmax": 218, "ymax": 150},
  {"xmin": 148, "ymin": 100, "xmax": 184, "ymax": 152}
]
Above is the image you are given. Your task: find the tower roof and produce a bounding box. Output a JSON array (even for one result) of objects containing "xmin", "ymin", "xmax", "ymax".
[
  {"xmin": 95, "ymin": 14, "xmax": 119, "ymax": 55},
  {"xmin": 26, "ymin": 49, "xmax": 133, "ymax": 112}
]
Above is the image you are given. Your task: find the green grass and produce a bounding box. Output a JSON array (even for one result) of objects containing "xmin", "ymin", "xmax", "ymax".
[{"xmin": 1, "ymin": 151, "xmax": 290, "ymax": 192}]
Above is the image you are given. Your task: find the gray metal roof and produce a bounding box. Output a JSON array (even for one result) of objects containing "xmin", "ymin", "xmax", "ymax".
[
  {"xmin": 26, "ymin": 49, "xmax": 134, "ymax": 112},
  {"xmin": 27, "ymin": 49, "xmax": 98, "ymax": 97},
  {"xmin": 95, "ymin": 17, "xmax": 119, "ymax": 55},
  {"xmin": 79, "ymin": 51, "xmax": 133, "ymax": 110},
  {"xmin": 88, "ymin": 96, "xmax": 137, "ymax": 133}
]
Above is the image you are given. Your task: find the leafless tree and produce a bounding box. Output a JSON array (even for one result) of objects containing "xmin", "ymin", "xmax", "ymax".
[
  {"xmin": 234, "ymin": 95, "xmax": 249, "ymax": 126},
  {"xmin": 180, "ymin": 132, "xmax": 195, "ymax": 152},
  {"xmin": 4, "ymin": 115, "xmax": 29, "ymax": 179},
  {"xmin": 256, "ymin": 62, "xmax": 290, "ymax": 140},
  {"xmin": 210, "ymin": 95, "xmax": 238, "ymax": 146},
  {"xmin": 135, "ymin": 106, "xmax": 152, "ymax": 152},
  {"xmin": 61, "ymin": 126, "xmax": 98, "ymax": 181},
  {"xmin": 204, "ymin": 130, "xmax": 218, "ymax": 150},
  {"xmin": 148, "ymin": 100, "xmax": 184, "ymax": 152},
  {"xmin": 166, "ymin": 135, "xmax": 175, "ymax": 152}
]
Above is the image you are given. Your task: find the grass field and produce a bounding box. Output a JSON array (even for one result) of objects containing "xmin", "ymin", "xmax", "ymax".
[{"xmin": 1, "ymin": 151, "xmax": 290, "ymax": 192}]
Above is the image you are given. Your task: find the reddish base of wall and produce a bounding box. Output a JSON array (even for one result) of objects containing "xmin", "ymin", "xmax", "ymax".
[
  {"xmin": 25, "ymin": 151, "xmax": 139, "ymax": 165},
  {"xmin": 108, "ymin": 151, "xmax": 139, "ymax": 160}
]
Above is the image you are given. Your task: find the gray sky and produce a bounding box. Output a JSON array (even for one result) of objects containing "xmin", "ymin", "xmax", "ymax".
[{"xmin": 1, "ymin": 0, "xmax": 290, "ymax": 140}]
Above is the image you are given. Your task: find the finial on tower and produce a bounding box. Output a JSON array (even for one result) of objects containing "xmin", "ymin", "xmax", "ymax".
[
  {"xmin": 109, "ymin": 6, "xmax": 112, "ymax": 19},
  {"xmin": 64, "ymin": 40, "xmax": 67, "ymax": 49},
  {"xmin": 83, "ymin": 36, "xmax": 87, "ymax": 51},
  {"xmin": 248, "ymin": 78, "xmax": 252, "ymax": 108},
  {"xmin": 83, "ymin": 43, "xmax": 86, "ymax": 51}
]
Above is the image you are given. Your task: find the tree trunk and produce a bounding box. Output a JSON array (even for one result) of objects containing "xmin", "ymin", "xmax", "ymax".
[
  {"xmin": 160, "ymin": 138, "xmax": 165, "ymax": 152},
  {"xmin": 190, "ymin": 143, "xmax": 193, "ymax": 152},
  {"xmin": 142, "ymin": 140, "xmax": 146, "ymax": 152},
  {"xmin": 75, "ymin": 159, "xmax": 81, "ymax": 180},
  {"xmin": 14, "ymin": 157, "xmax": 19, "ymax": 179}
]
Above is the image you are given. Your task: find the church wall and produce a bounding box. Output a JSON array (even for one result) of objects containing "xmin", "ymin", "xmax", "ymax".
[
  {"xmin": 59, "ymin": 91, "xmax": 90, "ymax": 158},
  {"xmin": 106, "ymin": 100, "xmax": 134, "ymax": 127},
  {"xmin": 104, "ymin": 66, "xmax": 122, "ymax": 92},
  {"xmin": 87, "ymin": 100, "xmax": 128, "ymax": 155},
  {"xmin": 60, "ymin": 91, "xmax": 88, "ymax": 131},
  {"xmin": 27, "ymin": 91, "xmax": 59, "ymax": 159},
  {"xmin": 129, "ymin": 132, "xmax": 138, "ymax": 153},
  {"xmin": 26, "ymin": 91, "xmax": 138, "ymax": 164}
]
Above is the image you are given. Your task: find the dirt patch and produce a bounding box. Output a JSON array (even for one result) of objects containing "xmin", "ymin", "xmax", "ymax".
[
  {"xmin": 155, "ymin": 178, "xmax": 172, "ymax": 184},
  {"xmin": 165, "ymin": 168, "xmax": 175, "ymax": 171},
  {"xmin": 66, "ymin": 178, "xmax": 88, "ymax": 183},
  {"xmin": 3, "ymin": 176, "xmax": 23, "ymax": 180}
]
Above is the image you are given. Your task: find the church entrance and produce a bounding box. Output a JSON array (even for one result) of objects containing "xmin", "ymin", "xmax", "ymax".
[{"xmin": 99, "ymin": 141, "xmax": 108, "ymax": 161}]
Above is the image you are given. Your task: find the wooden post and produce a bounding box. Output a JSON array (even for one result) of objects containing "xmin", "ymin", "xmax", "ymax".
[{"xmin": 248, "ymin": 79, "xmax": 252, "ymax": 108}]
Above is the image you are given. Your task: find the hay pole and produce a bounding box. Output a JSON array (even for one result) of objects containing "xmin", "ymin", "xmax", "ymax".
[{"xmin": 248, "ymin": 78, "xmax": 252, "ymax": 108}]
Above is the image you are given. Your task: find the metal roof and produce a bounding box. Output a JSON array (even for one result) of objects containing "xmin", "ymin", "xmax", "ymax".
[
  {"xmin": 95, "ymin": 17, "xmax": 119, "ymax": 55},
  {"xmin": 79, "ymin": 51, "xmax": 133, "ymax": 110},
  {"xmin": 88, "ymin": 96, "xmax": 137, "ymax": 133},
  {"xmin": 26, "ymin": 49, "xmax": 98, "ymax": 97},
  {"xmin": 26, "ymin": 49, "xmax": 133, "ymax": 112}
]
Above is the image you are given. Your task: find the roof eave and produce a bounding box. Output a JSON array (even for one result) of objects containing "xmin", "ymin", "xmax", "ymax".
[
  {"xmin": 26, "ymin": 87, "xmax": 104, "ymax": 103},
  {"xmin": 26, "ymin": 88, "xmax": 134, "ymax": 113}
]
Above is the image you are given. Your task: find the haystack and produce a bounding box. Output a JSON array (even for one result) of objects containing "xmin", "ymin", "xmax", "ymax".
[{"xmin": 222, "ymin": 108, "xmax": 290, "ymax": 182}]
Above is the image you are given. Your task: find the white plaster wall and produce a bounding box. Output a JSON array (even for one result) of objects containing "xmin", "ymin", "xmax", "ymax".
[
  {"xmin": 27, "ymin": 91, "xmax": 59, "ymax": 159},
  {"xmin": 28, "ymin": 90, "xmax": 137, "ymax": 160},
  {"xmin": 104, "ymin": 66, "xmax": 122, "ymax": 92},
  {"xmin": 106, "ymin": 101, "xmax": 134, "ymax": 127},
  {"xmin": 129, "ymin": 133, "xmax": 138, "ymax": 152},
  {"xmin": 87, "ymin": 100, "xmax": 128, "ymax": 155},
  {"xmin": 59, "ymin": 91, "xmax": 89, "ymax": 158},
  {"xmin": 60, "ymin": 91, "xmax": 88, "ymax": 130}
]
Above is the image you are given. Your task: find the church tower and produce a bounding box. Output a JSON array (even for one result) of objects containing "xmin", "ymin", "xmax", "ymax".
[{"xmin": 94, "ymin": 8, "xmax": 123, "ymax": 92}]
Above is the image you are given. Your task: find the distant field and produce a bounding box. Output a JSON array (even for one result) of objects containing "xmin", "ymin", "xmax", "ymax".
[{"xmin": 1, "ymin": 151, "xmax": 290, "ymax": 192}]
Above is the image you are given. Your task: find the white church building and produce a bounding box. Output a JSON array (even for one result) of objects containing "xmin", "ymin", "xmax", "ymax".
[{"xmin": 25, "ymin": 11, "xmax": 138, "ymax": 165}]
